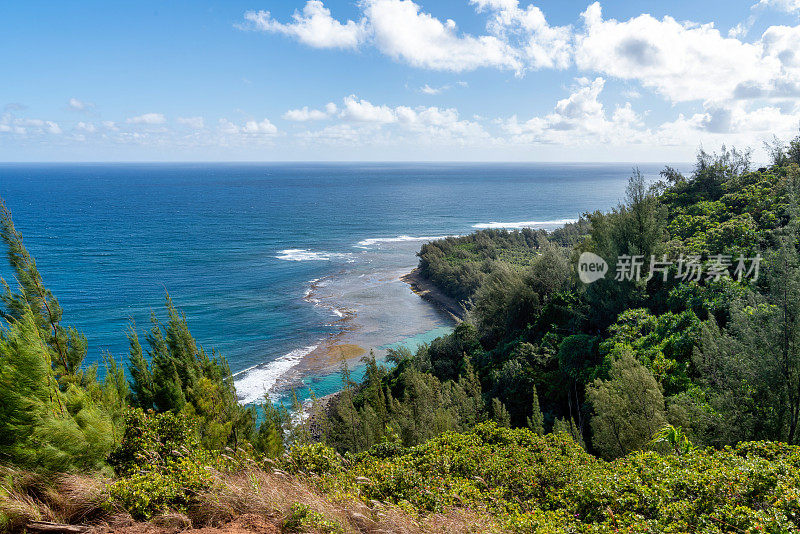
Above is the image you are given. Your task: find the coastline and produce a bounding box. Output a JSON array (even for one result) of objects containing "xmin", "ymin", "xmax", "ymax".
[{"xmin": 400, "ymin": 268, "xmax": 465, "ymax": 322}]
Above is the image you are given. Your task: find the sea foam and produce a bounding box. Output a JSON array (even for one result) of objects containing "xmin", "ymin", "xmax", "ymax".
[
  {"xmin": 472, "ymin": 219, "xmax": 577, "ymax": 230},
  {"xmin": 356, "ymin": 235, "xmax": 459, "ymax": 247},
  {"xmin": 233, "ymin": 344, "xmax": 318, "ymax": 405},
  {"xmin": 276, "ymin": 249, "xmax": 352, "ymax": 261}
]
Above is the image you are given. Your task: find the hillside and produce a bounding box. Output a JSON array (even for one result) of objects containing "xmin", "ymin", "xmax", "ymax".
[{"xmin": 3, "ymin": 137, "xmax": 800, "ymax": 533}]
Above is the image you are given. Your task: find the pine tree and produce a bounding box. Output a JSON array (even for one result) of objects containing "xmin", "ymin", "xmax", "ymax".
[
  {"xmin": 527, "ymin": 385, "xmax": 544, "ymax": 435},
  {"xmin": 0, "ymin": 200, "xmax": 123, "ymax": 471},
  {"xmin": 0, "ymin": 201, "xmax": 89, "ymax": 386},
  {"xmin": 253, "ymin": 400, "xmax": 289, "ymax": 457},
  {"xmin": 491, "ymin": 397, "xmax": 511, "ymax": 428},
  {"xmin": 126, "ymin": 296, "xmax": 255, "ymax": 450}
]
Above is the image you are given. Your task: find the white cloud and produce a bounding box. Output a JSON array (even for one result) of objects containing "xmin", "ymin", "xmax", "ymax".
[
  {"xmin": 754, "ymin": 0, "xmax": 800, "ymax": 15},
  {"xmin": 470, "ymin": 0, "xmax": 572, "ymax": 69},
  {"xmin": 0, "ymin": 113, "xmax": 62, "ymax": 136},
  {"xmin": 177, "ymin": 116, "xmax": 205, "ymax": 129},
  {"xmin": 498, "ymin": 76, "xmax": 800, "ymax": 152},
  {"xmin": 243, "ymin": 118, "xmax": 279, "ymax": 134},
  {"xmin": 45, "ymin": 121, "xmax": 62, "ymax": 135},
  {"xmin": 297, "ymin": 95, "xmax": 491, "ymax": 146},
  {"xmin": 364, "ymin": 0, "xmax": 521, "ymax": 72},
  {"xmin": 340, "ymin": 95, "xmax": 397, "ymax": 123},
  {"xmin": 126, "ymin": 113, "xmax": 167, "ymax": 125},
  {"xmin": 75, "ymin": 121, "xmax": 96, "ymax": 133},
  {"xmin": 68, "ymin": 98, "xmax": 93, "ymax": 111},
  {"xmin": 283, "ymin": 106, "xmax": 333, "ymax": 121},
  {"xmin": 575, "ymin": 3, "xmax": 779, "ymax": 103},
  {"xmin": 501, "ymin": 77, "xmax": 650, "ymax": 146},
  {"xmin": 420, "ymin": 84, "xmax": 444, "ymax": 95},
  {"xmin": 419, "ymin": 81, "xmax": 467, "ymax": 94},
  {"xmin": 245, "ymin": 0, "xmax": 570, "ymax": 74},
  {"xmin": 243, "ymin": 1, "xmax": 367, "ymax": 49},
  {"xmin": 243, "ymin": 0, "xmax": 800, "ymax": 117}
]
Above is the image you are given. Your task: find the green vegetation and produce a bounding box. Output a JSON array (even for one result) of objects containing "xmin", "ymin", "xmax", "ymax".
[
  {"xmin": 319, "ymin": 137, "xmax": 800, "ymax": 466},
  {"xmin": 418, "ymin": 221, "xmax": 589, "ymax": 302},
  {"xmin": 291, "ymin": 422, "xmax": 800, "ymax": 532},
  {"xmin": 3, "ymin": 134, "xmax": 800, "ymax": 532}
]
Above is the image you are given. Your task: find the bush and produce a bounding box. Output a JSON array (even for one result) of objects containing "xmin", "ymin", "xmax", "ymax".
[
  {"xmin": 106, "ymin": 409, "xmax": 219, "ymax": 519},
  {"xmin": 283, "ymin": 503, "xmax": 342, "ymax": 533},
  {"xmin": 283, "ymin": 443, "xmax": 344, "ymax": 475},
  {"xmin": 296, "ymin": 423, "xmax": 800, "ymax": 532}
]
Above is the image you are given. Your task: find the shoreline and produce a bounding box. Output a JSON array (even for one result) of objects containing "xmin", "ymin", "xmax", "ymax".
[
  {"xmin": 239, "ymin": 264, "xmax": 461, "ymax": 406},
  {"xmin": 400, "ymin": 268, "xmax": 465, "ymax": 322}
]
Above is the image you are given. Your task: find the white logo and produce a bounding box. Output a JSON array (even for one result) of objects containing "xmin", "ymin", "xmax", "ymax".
[{"xmin": 578, "ymin": 252, "xmax": 608, "ymax": 284}]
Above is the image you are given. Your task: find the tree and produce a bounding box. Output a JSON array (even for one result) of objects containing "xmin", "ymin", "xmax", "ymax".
[
  {"xmin": 127, "ymin": 296, "xmax": 255, "ymax": 450},
  {"xmin": 552, "ymin": 416, "xmax": 586, "ymax": 448},
  {"xmin": 587, "ymin": 349, "xmax": 666, "ymax": 458},
  {"xmin": 0, "ymin": 201, "xmax": 89, "ymax": 387},
  {"xmin": 491, "ymin": 397, "xmax": 511, "ymax": 428},
  {"xmin": 526, "ymin": 385, "xmax": 544, "ymax": 435},
  {"xmin": 0, "ymin": 200, "xmax": 125, "ymax": 471}
]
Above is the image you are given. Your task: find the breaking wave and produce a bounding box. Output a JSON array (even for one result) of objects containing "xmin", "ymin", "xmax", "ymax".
[
  {"xmin": 233, "ymin": 345, "xmax": 318, "ymax": 405},
  {"xmin": 472, "ymin": 219, "xmax": 576, "ymax": 230},
  {"xmin": 356, "ymin": 235, "xmax": 459, "ymax": 247},
  {"xmin": 276, "ymin": 249, "xmax": 353, "ymax": 261}
]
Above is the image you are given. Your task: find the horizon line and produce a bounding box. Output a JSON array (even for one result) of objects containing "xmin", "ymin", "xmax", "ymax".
[{"xmin": 0, "ymin": 160, "xmax": 697, "ymax": 165}]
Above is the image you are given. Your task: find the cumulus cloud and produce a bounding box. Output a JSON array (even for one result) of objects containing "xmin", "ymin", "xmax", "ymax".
[
  {"xmin": 498, "ymin": 76, "xmax": 800, "ymax": 151},
  {"xmin": 574, "ymin": 3, "xmax": 779, "ymax": 103},
  {"xmin": 283, "ymin": 105, "xmax": 335, "ymax": 121},
  {"xmin": 294, "ymin": 95, "xmax": 491, "ymax": 146},
  {"xmin": 243, "ymin": 1, "xmax": 367, "ymax": 49},
  {"xmin": 470, "ymin": 0, "xmax": 572, "ymax": 69},
  {"xmin": 244, "ymin": 0, "xmax": 570, "ymax": 74},
  {"xmin": 75, "ymin": 121, "xmax": 96, "ymax": 133},
  {"xmin": 243, "ymin": 118, "xmax": 279, "ymax": 134},
  {"xmin": 339, "ymin": 96, "xmax": 397, "ymax": 123},
  {"xmin": 177, "ymin": 116, "xmax": 205, "ymax": 129},
  {"xmin": 363, "ymin": 0, "xmax": 521, "ymax": 72},
  {"xmin": 500, "ymin": 77, "xmax": 648, "ymax": 145},
  {"xmin": 68, "ymin": 98, "xmax": 94, "ymax": 111},
  {"xmin": 248, "ymin": 1, "xmax": 800, "ymax": 109},
  {"xmin": 127, "ymin": 113, "xmax": 167, "ymax": 125},
  {"xmin": 754, "ymin": 0, "xmax": 800, "ymax": 15},
  {"xmin": 0, "ymin": 113, "xmax": 62, "ymax": 136}
]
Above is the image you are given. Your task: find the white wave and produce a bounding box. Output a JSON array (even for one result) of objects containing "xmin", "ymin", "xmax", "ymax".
[
  {"xmin": 234, "ymin": 345, "xmax": 318, "ymax": 405},
  {"xmin": 276, "ymin": 249, "xmax": 352, "ymax": 261},
  {"xmin": 357, "ymin": 235, "xmax": 459, "ymax": 247},
  {"xmin": 472, "ymin": 219, "xmax": 576, "ymax": 230},
  {"xmin": 332, "ymin": 308, "xmax": 345, "ymax": 318}
]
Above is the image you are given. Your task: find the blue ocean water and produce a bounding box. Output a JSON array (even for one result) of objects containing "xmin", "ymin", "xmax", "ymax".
[{"xmin": 0, "ymin": 163, "xmax": 679, "ymax": 404}]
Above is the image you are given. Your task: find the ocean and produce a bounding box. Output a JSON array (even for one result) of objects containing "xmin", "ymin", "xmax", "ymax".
[{"xmin": 0, "ymin": 162, "xmax": 677, "ymax": 405}]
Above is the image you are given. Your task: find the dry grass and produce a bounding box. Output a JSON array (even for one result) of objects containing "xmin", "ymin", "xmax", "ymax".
[
  {"xmin": 0, "ymin": 466, "xmax": 120, "ymax": 532},
  {"xmin": 191, "ymin": 468, "xmax": 498, "ymax": 533},
  {"xmin": 0, "ymin": 465, "xmax": 498, "ymax": 534}
]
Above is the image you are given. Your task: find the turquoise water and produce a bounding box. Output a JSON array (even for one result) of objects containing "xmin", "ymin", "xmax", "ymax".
[{"xmin": 0, "ymin": 163, "xmax": 680, "ymax": 403}]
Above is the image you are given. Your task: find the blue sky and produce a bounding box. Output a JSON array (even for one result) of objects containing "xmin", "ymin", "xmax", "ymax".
[{"xmin": 2, "ymin": 0, "xmax": 800, "ymax": 161}]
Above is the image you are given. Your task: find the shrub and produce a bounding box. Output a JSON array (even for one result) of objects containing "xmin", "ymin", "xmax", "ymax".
[{"xmin": 106, "ymin": 409, "xmax": 218, "ymax": 520}]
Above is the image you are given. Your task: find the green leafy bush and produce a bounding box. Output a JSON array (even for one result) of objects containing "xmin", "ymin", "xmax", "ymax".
[
  {"xmin": 283, "ymin": 503, "xmax": 342, "ymax": 533},
  {"xmin": 106, "ymin": 409, "xmax": 218, "ymax": 519},
  {"xmin": 299, "ymin": 423, "xmax": 800, "ymax": 532},
  {"xmin": 284, "ymin": 443, "xmax": 344, "ymax": 475}
]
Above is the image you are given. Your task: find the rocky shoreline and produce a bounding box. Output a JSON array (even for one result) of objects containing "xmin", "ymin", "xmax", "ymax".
[{"xmin": 400, "ymin": 268, "xmax": 465, "ymax": 322}]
